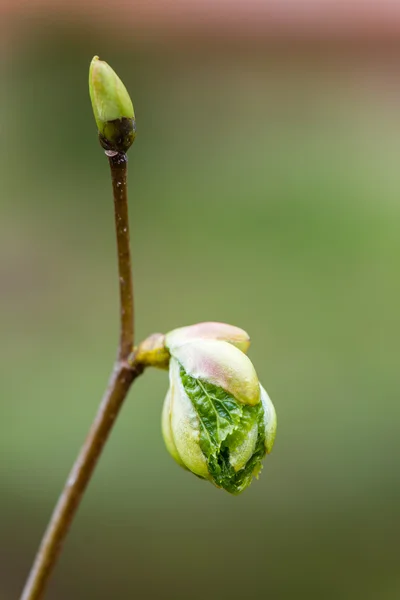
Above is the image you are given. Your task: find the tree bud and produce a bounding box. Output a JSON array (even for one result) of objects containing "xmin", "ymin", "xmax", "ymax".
[
  {"xmin": 161, "ymin": 338, "xmax": 277, "ymax": 494},
  {"xmin": 89, "ymin": 56, "xmax": 136, "ymax": 153}
]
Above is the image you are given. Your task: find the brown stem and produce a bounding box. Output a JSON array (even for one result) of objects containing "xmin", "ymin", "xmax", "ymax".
[
  {"xmin": 20, "ymin": 150, "xmax": 141, "ymax": 600},
  {"xmin": 108, "ymin": 152, "xmax": 134, "ymax": 359}
]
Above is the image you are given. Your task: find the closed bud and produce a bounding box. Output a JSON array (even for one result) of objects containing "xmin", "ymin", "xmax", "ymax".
[
  {"xmin": 162, "ymin": 338, "xmax": 277, "ymax": 494},
  {"xmin": 89, "ymin": 56, "xmax": 136, "ymax": 153}
]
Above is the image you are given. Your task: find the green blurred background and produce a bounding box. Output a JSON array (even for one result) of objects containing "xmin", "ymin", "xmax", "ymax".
[{"xmin": 1, "ymin": 12, "xmax": 400, "ymax": 600}]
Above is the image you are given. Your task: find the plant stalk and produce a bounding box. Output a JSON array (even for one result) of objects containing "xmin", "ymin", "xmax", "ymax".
[
  {"xmin": 20, "ymin": 151, "xmax": 141, "ymax": 600},
  {"xmin": 108, "ymin": 152, "xmax": 135, "ymax": 359}
]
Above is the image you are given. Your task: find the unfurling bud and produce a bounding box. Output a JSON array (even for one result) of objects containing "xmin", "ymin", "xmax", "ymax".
[
  {"xmin": 89, "ymin": 56, "xmax": 136, "ymax": 153},
  {"xmin": 161, "ymin": 329, "xmax": 277, "ymax": 495}
]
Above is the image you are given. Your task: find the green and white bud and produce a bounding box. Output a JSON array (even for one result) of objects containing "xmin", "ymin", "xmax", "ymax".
[
  {"xmin": 161, "ymin": 338, "xmax": 277, "ymax": 494},
  {"xmin": 89, "ymin": 56, "xmax": 136, "ymax": 153}
]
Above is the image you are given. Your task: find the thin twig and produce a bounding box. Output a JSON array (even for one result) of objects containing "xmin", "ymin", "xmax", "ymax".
[
  {"xmin": 108, "ymin": 152, "xmax": 135, "ymax": 359},
  {"xmin": 20, "ymin": 151, "xmax": 142, "ymax": 600}
]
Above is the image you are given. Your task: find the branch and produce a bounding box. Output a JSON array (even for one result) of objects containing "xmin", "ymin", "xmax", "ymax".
[{"xmin": 20, "ymin": 151, "xmax": 141, "ymax": 600}]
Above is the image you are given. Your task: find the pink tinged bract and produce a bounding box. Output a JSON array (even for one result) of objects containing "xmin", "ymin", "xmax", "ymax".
[
  {"xmin": 165, "ymin": 322, "xmax": 250, "ymax": 354},
  {"xmin": 171, "ymin": 339, "xmax": 260, "ymax": 406}
]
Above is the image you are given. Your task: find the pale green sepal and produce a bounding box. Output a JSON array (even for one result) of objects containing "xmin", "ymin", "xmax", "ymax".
[
  {"xmin": 161, "ymin": 389, "xmax": 186, "ymax": 468},
  {"xmin": 166, "ymin": 322, "xmax": 250, "ymax": 354},
  {"xmin": 260, "ymin": 384, "xmax": 277, "ymax": 453},
  {"xmin": 135, "ymin": 333, "xmax": 169, "ymax": 370},
  {"xmin": 172, "ymin": 339, "xmax": 260, "ymax": 406},
  {"xmin": 229, "ymin": 419, "xmax": 258, "ymax": 472},
  {"xmin": 169, "ymin": 358, "xmax": 209, "ymax": 478}
]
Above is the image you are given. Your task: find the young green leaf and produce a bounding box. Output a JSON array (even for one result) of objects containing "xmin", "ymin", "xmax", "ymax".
[{"xmin": 180, "ymin": 368, "xmax": 267, "ymax": 495}]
